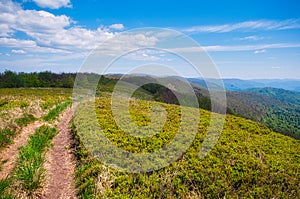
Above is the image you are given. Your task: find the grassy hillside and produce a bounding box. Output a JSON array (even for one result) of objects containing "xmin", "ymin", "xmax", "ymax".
[
  {"xmin": 97, "ymin": 75, "xmax": 300, "ymax": 139},
  {"xmin": 73, "ymin": 96, "xmax": 300, "ymax": 198}
]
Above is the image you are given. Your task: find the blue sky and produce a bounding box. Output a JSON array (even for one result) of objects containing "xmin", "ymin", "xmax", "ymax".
[{"xmin": 0, "ymin": 0, "xmax": 300, "ymax": 79}]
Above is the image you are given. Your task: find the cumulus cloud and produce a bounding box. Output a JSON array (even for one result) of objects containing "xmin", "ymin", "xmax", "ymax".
[
  {"xmin": 32, "ymin": 0, "xmax": 72, "ymax": 9},
  {"xmin": 0, "ymin": 1, "xmax": 72, "ymax": 38},
  {"xmin": 109, "ymin": 24, "xmax": 125, "ymax": 30},
  {"xmin": 0, "ymin": 0, "xmax": 159, "ymax": 55}
]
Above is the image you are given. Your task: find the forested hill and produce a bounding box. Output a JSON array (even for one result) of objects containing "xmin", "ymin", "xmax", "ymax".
[
  {"xmin": 227, "ymin": 89, "xmax": 300, "ymax": 139},
  {"xmin": 246, "ymin": 87, "xmax": 300, "ymax": 104}
]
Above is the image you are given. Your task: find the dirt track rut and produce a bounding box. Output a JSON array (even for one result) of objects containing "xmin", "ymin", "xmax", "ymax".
[{"xmin": 41, "ymin": 107, "xmax": 76, "ymax": 199}]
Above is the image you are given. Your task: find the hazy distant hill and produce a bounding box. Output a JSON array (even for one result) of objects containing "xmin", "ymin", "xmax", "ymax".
[{"xmin": 188, "ymin": 78, "xmax": 300, "ymax": 92}]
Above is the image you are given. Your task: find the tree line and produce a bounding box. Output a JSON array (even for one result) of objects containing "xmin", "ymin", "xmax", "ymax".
[{"xmin": 0, "ymin": 70, "xmax": 76, "ymax": 88}]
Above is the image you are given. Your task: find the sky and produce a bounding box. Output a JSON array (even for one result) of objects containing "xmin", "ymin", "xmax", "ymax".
[{"xmin": 0, "ymin": 0, "xmax": 300, "ymax": 79}]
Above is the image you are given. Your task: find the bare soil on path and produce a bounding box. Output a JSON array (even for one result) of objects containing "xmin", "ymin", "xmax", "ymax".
[
  {"xmin": 0, "ymin": 121, "xmax": 45, "ymax": 180},
  {"xmin": 41, "ymin": 107, "xmax": 76, "ymax": 199}
]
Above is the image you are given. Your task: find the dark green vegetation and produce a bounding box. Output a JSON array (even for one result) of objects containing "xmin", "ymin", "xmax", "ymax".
[
  {"xmin": 0, "ymin": 70, "xmax": 75, "ymax": 88},
  {"xmin": 0, "ymin": 126, "xmax": 57, "ymax": 197},
  {"xmin": 73, "ymin": 96, "xmax": 300, "ymax": 198},
  {"xmin": 43, "ymin": 100, "xmax": 72, "ymax": 121},
  {"xmin": 247, "ymin": 87, "xmax": 300, "ymax": 104}
]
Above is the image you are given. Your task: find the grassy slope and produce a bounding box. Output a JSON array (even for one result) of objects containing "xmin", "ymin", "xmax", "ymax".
[
  {"xmin": 73, "ymin": 97, "xmax": 300, "ymax": 198},
  {"xmin": 96, "ymin": 76, "xmax": 300, "ymax": 139}
]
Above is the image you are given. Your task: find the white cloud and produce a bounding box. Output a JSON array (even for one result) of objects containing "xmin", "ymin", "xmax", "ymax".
[
  {"xmin": 170, "ymin": 43, "xmax": 300, "ymax": 52},
  {"xmin": 32, "ymin": 0, "xmax": 72, "ymax": 9},
  {"xmin": 238, "ymin": 36, "xmax": 264, "ymax": 41},
  {"xmin": 0, "ymin": 38, "xmax": 36, "ymax": 48},
  {"xmin": 254, "ymin": 49, "xmax": 266, "ymax": 54},
  {"xmin": 109, "ymin": 24, "xmax": 125, "ymax": 30},
  {"xmin": 0, "ymin": 0, "xmax": 161, "ymax": 70},
  {"xmin": 0, "ymin": 1, "xmax": 72, "ymax": 38},
  {"xmin": 11, "ymin": 49, "xmax": 26, "ymax": 54},
  {"xmin": 0, "ymin": 0, "xmax": 158, "ymax": 55},
  {"xmin": 183, "ymin": 19, "xmax": 300, "ymax": 33},
  {"xmin": 0, "ymin": 24, "xmax": 13, "ymax": 37},
  {"xmin": 0, "ymin": 37, "xmax": 71, "ymax": 53},
  {"xmin": 123, "ymin": 49, "xmax": 165, "ymax": 61},
  {"xmin": 272, "ymin": 66, "xmax": 281, "ymax": 69}
]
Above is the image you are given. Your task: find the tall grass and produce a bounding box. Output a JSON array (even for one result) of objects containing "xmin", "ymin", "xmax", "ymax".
[
  {"xmin": 0, "ymin": 129, "xmax": 17, "ymax": 150},
  {"xmin": 0, "ymin": 178, "xmax": 13, "ymax": 199},
  {"xmin": 14, "ymin": 114, "xmax": 36, "ymax": 128},
  {"xmin": 43, "ymin": 101, "xmax": 72, "ymax": 121},
  {"xmin": 14, "ymin": 125, "xmax": 57, "ymax": 194}
]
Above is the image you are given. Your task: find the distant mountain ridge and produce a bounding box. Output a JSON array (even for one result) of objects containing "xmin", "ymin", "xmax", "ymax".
[{"xmin": 188, "ymin": 78, "xmax": 300, "ymax": 92}]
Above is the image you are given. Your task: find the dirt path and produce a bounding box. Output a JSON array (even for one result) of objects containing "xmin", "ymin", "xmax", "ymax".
[
  {"xmin": 0, "ymin": 121, "xmax": 45, "ymax": 180},
  {"xmin": 41, "ymin": 107, "xmax": 76, "ymax": 199}
]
